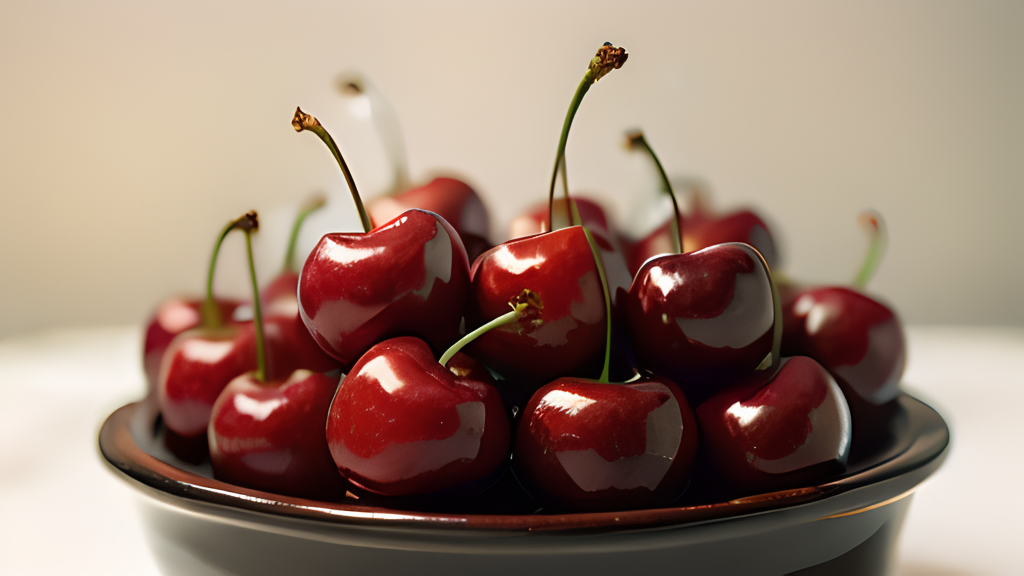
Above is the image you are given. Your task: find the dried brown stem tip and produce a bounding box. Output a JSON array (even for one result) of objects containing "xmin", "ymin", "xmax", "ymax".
[
  {"xmin": 235, "ymin": 211, "xmax": 259, "ymax": 232},
  {"xmin": 625, "ymin": 129, "xmax": 645, "ymax": 149},
  {"xmin": 291, "ymin": 107, "xmax": 320, "ymax": 132},
  {"xmin": 859, "ymin": 209, "xmax": 881, "ymax": 233},
  {"xmin": 590, "ymin": 42, "xmax": 628, "ymax": 82}
]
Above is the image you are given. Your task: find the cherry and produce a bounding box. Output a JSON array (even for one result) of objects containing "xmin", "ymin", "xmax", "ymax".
[
  {"xmin": 325, "ymin": 336, "xmax": 511, "ymax": 497},
  {"xmin": 292, "ymin": 108, "xmax": 471, "ymax": 366},
  {"xmin": 623, "ymin": 133, "xmax": 779, "ymax": 402},
  {"xmin": 695, "ymin": 355, "xmax": 852, "ymax": 495},
  {"xmin": 158, "ymin": 213, "xmax": 260, "ymax": 462},
  {"xmin": 208, "ymin": 217, "xmax": 346, "ymax": 500},
  {"xmin": 514, "ymin": 375, "xmax": 698, "ymax": 511}
]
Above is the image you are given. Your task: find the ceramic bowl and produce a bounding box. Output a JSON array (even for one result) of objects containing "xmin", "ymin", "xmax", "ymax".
[{"xmin": 99, "ymin": 393, "xmax": 948, "ymax": 576}]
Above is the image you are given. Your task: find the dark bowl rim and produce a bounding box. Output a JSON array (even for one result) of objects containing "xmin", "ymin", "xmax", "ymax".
[{"xmin": 98, "ymin": 393, "xmax": 949, "ymax": 534}]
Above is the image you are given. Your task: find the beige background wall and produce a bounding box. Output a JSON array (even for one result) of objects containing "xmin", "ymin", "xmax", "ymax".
[{"xmin": 1, "ymin": 1, "xmax": 1022, "ymax": 340}]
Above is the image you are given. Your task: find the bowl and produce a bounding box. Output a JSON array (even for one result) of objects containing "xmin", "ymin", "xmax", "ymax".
[{"xmin": 99, "ymin": 393, "xmax": 948, "ymax": 576}]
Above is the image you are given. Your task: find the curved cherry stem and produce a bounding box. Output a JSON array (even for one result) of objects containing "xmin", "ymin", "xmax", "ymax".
[
  {"xmin": 627, "ymin": 130, "xmax": 683, "ymax": 254},
  {"xmin": 853, "ymin": 210, "xmax": 887, "ymax": 290},
  {"xmin": 283, "ymin": 194, "xmax": 327, "ymax": 273},
  {"xmin": 582, "ymin": 227, "xmax": 613, "ymax": 383},
  {"xmin": 337, "ymin": 74, "xmax": 410, "ymax": 194},
  {"xmin": 292, "ymin": 107, "xmax": 373, "ymax": 233},
  {"xmin": 752, "ymin": 246, "xmax": 782, "ymax": 373},
  {"xmin": 201, "ymin": 212, "xmax": 256, "ymax": 330},
  {"xmin": 439, "ymin": 289, "xmax": 544, "ymax": 367},
  {"xmin": 237, "ymin": 212, "xmax": 266, "ymax": 382},
  {"xmin": 547, "ymin": 43, "xmax": 628, "ymax": 232}
]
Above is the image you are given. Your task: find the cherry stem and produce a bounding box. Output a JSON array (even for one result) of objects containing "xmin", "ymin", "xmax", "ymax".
[
  {"xmin": 582, "ymin": 227, "xmax": 613, "ymax": 383},
  {"xmin": 202, "ymin": 213, "xmax": 256, "ymax": 330},
  {"xmin": 337, "ymin": 74, "xmax": 410, "ymax": 194},
  {"xmin": 283, "ymin": 194, "xmax": 327, "ymax": 273},
  {"xmin": 292, "ymin": 107, "xmax": 373, "ymax": 233},
  {"xmin": 237, "ymin": 211, "xmax": 266, "ymax": 383},
  {"xmin": 752, "ymin": 246, "xmax": 782, "ymax": 373},
  {"xmin": 547, "ymin": 43, "xmax": 628, "ymax": 232},
  {"xmin": 627, "ymin": 130, "xmax": 683, "ymax": 254},
  {"xmin": 852, "ymin": 210, "xmax": 887, "ymax": 290},
  {"xmin": 439, "ymin": 289, "xmax": 544, "ymax": 367}
]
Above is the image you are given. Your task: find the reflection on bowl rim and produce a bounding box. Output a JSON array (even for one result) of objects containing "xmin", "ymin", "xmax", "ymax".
[{"xmin": 98, "ymin": 393, "xmax": 948, "ymax": 534}]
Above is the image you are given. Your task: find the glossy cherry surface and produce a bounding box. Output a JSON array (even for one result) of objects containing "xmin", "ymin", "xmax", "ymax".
[
  {"xmin": 325, "ymin": 337, "xmax": 510, "ymax": 496},
  {"xmin": 514, "ymin": 375, "xmax": 698, "ymax": 511},
  {"xmin": 696, "ymin": 356, "xmax": 852, "ymax": 495},
  {"xmin": 209, "ymin": 369, "xmax": 346, "ymax": 500},
  {"xmin": 298, "ymin": 208, "xmax": 471, "ymax": 367},
  {"xmin": 143, "ymin": 297, "xmax": 243, "ymax": 393},
  {"xmin": 158, "ymin": 327, "xmax": 255, "ymax": 443},
  {"xmin": 782, "ymin": 286, "xmax": 905, "ymax": 405},
  {"xmin": 367, "ymin": 177, "xmax": 492, "ymax": 262},
  {"xmin": 625, "ymin": 242, "xmax": 774, "ymax": 402},
  {"xmin": 467, "ymin": 226, "xmax": 607, "ymax": 388}
]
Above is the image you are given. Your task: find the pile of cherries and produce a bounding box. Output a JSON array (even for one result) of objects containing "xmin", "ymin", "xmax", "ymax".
[{"xmin": 143, "ymin": 44, "xmax": 906, "ymax": 513}]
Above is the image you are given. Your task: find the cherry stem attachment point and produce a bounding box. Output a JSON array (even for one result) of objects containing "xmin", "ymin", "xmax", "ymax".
[
  {"xmin": 283, "ymin": 194, "xmax": 327, "ymax": 273},
  {"xmin": 752, "ymin": 246, "xmax": 782, "ymax": 373},
  {"xmin": 202, "ymin": 212, "xmax": 257, "ymax": 330},
  {"xmin": 583, "ymin": 227, "xmax": 613, "ymax": 383},
  {"xmin": 627, "ymin": 130, "xmax": 682, "ymax": 254},
  {"xmin": 853, "ymin": 210, "xmax": 887, "ymax": 290},
  {"xmin": 237, "ymin": 211, "xmax": 267, "ymax": 383},
  {"xmin": 336, "ymin": 73, "xmax": 410, "ymax": 194},
  {"xmin": 439, "ymin": 289, "xmax": 543, "ymax": 367},
  {"xmin": 292, "ymin": 107, "xmax": 373, "ymax": 233},
  {"xmin": 547, "ymin": 43, "xmax": 628, "ymax": 232}
]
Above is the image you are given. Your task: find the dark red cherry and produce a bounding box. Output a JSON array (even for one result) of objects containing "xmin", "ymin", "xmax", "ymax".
[
  {"xmin": 513, "ymin": 375, "xmax": 698, "ymax": 511},
  {"xmin": 782, "ymin": 286, "xmax": 904, "ymax": 406},
  {"xmin": 208, "ymin": 369, "xmax": 346, "ymax": 500},
  {"xmin": 325, "ymin": 336, "xmax": 510, "ymax": 496},
  {"xmin": 367, "ymin": 176, "xmax": 492, "ymax": 262},
  {"xmin": 696, "ymin": 356, "xmax": 852, "ymax": 495},
  {"xmin": 297, "ymin": 208, "xmax": 471, "ymax": 367},
  {"xmin": 466, "ymin": 226, "xmax": 607, "ymax": 390},
  {"xmin": 625, "ymin": 242, "xmax": 775, "ymax": 403}
]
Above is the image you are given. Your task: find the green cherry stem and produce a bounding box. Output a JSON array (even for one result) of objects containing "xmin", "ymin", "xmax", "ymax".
[
  {"xmin": 201, "ymin": 212, "xmax": 257, "ymax": 330},
  {"xmin": 292, "ymin": 107, "xmax": 373, "ymax": 233},
  {"xmin": 237, "ymin": 211, "xmax": 266, "ymax": 382},
  {"xmin": 627, "ymin": 130, "xmax": 683, "ymax": 254},
  {"xmin": 439, "ymin": 289, "xmax": 544, "ymax": 367},
  {"xmin": 283, "ymin": 194, "xmax": 327, "ymax": 273},
  {"xmin": 753, "ymin": 246, "xmax": 782, "ymax": 373},
  {"xmin": 853, "ymin": 209, "xmax": 887, "ymax": 290},
  {"xmin": 583, "ymin": 227, "xmax": 613, "ymax": 383},
  {"xmin": 547, "ymin": 43, "xmax": 628, "ymax": 232}
]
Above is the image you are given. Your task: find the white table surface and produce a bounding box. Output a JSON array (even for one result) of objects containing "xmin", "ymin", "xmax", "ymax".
[{"xmin": 0, "ymin": 324, "xmax": 1021, "ymax": 575}]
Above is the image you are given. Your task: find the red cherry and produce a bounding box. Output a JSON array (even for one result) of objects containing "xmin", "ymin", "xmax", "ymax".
[
  {"xmin": 513, "ymin": 375, "xmax": 698, "ymax": 511},
  {"xmin": 209, "ymin": 369, "xmax": 346, "ymax": 500},
  {"xmin": 466, "ymin": 226, "xmax": 606, "ymax": 389},
  {"xmin": 696, "ymin": 356, "xmax": 852, "ymax": 495},
  {"xmin": 297, "ymin": 208, "xmax": 471, "ymax": 367},
  {"xmin": 367, "ymin": 177, "xmax": 492, "ymax": 262},
  {"xmin": 625, "ymin": 242, "xmax": 775, "ymax": 402},
  {"xmin": 325, "ymin": 336, "xmax": 510, "ymax": 496}
]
